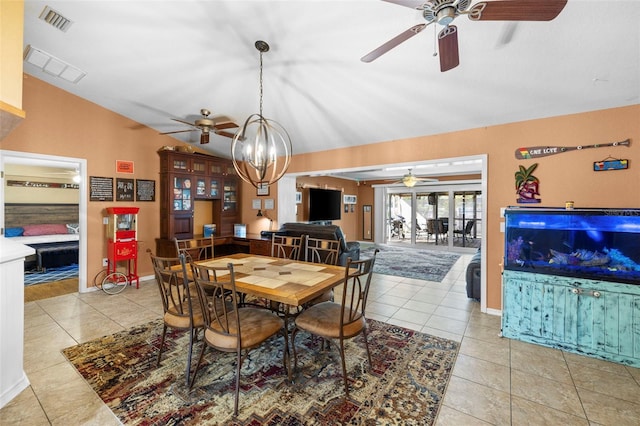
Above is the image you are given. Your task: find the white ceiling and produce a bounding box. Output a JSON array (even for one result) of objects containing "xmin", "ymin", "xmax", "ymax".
[{"xmin": 21, "ymin": 0, "xmax": 640, "ymax": 181}]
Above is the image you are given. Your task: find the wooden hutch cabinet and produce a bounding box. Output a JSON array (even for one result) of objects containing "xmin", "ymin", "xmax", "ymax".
[{"xmin": 157, "ymin": 149, "xmax": 241, "ymax": 256}]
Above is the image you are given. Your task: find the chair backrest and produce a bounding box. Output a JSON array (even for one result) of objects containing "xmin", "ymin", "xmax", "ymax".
[
  {"xmin": 271, "ymin": 234, "xmax": 303, "ymax": 260},
  {"xmin": 464, "ymin": 219, "xmax": 475, "ymax": 234},
  {"xmin": 149, "ymin": 250, "xmax": 193, "ymax": 318},
  {"xmin": 339, "ymin": 249, "xmax": 379, "ymax": 334},
  {"xmin": 190, "ymin": 262, "xmax": 240, "ymax": 347},
  {"xmin": 304, "ymin": 235, "xmax": 340, "ymax": 265},
  {"xmin": 174, "ymin": 236, "xmax": 214, "ymax": 262}
]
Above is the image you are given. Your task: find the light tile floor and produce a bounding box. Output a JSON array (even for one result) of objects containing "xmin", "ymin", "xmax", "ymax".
[{"xmin": 2, "ymin": 254, "xmax": 640, "ymax": 425}]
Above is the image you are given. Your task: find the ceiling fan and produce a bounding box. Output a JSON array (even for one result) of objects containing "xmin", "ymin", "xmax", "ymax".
[
  {"xmin": 361, "ymin": 0, "xmax": 567, "ymax": 72},
  {"xmin": 396, "ymin": 169, "xmax": 438, "ymax": 187},
  {"xmin": 160, "ymin": 108, "xmax": 239, "ymax": 144}
]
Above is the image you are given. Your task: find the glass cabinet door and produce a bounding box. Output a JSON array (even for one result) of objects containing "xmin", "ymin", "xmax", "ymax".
[
  {"xmin": 195, "ymin": 178, "xmax": 207, "ymax": 198},
  {"xmin": 223, "ymin": 180, "xmax": 237, "ymax": 212},
  {"xmin": 209, "ymin": 179, "xmax": 220, "ymax": 198},
  {"xmin": 173, "ymin": 176, "xmax": 192, "ymax": 211}
]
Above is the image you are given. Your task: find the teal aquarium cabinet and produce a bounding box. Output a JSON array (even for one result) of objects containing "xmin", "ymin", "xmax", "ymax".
[{"xmin": 502, "ymin": 207, "xmax": 640, "ymax": 367}]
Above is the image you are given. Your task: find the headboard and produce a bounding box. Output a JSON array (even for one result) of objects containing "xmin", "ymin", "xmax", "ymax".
[{"xmin": 4, "ymin": 203, "xmax": 79, "ymax": 228}]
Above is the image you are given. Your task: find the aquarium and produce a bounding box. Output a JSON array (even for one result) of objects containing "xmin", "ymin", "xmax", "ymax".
[{"xmin": 504, "ymin": 207, "xmax": 640, "ymax": 285}]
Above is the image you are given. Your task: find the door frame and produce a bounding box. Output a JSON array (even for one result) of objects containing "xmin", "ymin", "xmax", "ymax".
[{"xmin": 0, "ymin": 150, "xmax": 88, "ymax": 293}]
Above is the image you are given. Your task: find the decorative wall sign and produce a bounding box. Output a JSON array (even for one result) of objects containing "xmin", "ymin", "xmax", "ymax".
[
  {"xmin": 116, "ymin": 178, "xmax": 134, "ymax": 201},
  {"xmin": 6, "ymin": 180, "xmax": 79, "ymax": 189},
  {"xmin": 594, "ymin": 159, "xmax": 629, "ymax": 171},
  {"xmin": 136, "ymin": 179, "xmax": 155, "ymax": 201},
  {"xmin": 515, "ymin": 163, "xmax": 541, "ymax": 204},
  {"xmin": 515, "ymin": 138, "xmax": 630, "ymax": 159},
  {"xmin": 116, "ymin": 160, "xmax": 134, "ymax": 174},
  {"xmin": 295, "ymin": 191, "xmax": 302, "ymax": 204},
  {"xmin": 90, "ymin": 176, "xmax": 113, "ymax": 201}
]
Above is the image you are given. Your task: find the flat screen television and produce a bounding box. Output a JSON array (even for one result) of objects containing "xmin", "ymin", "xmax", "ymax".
[{"xmin": 308, "ymin": 188, "xmax": 341, "ymax": 222}]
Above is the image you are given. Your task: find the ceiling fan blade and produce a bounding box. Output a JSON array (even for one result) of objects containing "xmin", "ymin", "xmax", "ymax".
[
  {"xmin": 200, "ymin": 132, "xmax": 209, "ymax": 144},
  {"xmin": 361, "ymin": 24, "xmax": 427, "ymax": 63},
  {"xmin": 438, "ymin": 26, "xmax": 460, "ymax": 72},
  {"xmin": 160, "ymin": 129, "xmax": 195, "ymax": 135},
  {"xmin": 381, "ymin": 0, "xmax": 425, "ymax": 9},
  {"xmin": 171, "ymin": 118, "xmax": 197, "ymax": 127},
  {"xmin": 214, "ymin": 121, "xmax": 239, "ymax": 130},
  {"xmin": 214, "ymin": 130, "xmax": 236, "ymax": 139},
  {"xmin": 469, "ymin": 0, "xmax": 567, "ymax": 21}
]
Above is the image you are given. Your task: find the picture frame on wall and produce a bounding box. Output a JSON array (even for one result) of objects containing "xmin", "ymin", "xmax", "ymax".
[
  {"xmin": 257, "ymin": 183, "xmax": 269, "ymax": 196},
  {"xmin": 343, "ymin": 194, "xmax": 357, "ymax": 205}
]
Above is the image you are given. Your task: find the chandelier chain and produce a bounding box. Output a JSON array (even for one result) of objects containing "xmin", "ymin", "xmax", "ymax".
[{"xmin": 259, "ymin": 51, "xmax": 264, "ymax": 117}]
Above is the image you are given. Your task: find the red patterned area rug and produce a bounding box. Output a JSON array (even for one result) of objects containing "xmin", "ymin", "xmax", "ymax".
[{"xmin": 62, "ymin": 318, "xmax": 459, "ymax": 425}]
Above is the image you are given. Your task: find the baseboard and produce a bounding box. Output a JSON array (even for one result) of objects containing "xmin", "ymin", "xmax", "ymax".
[{"xmin": 0, "ymin": 371, "xmax": 29, "ymax": 410}]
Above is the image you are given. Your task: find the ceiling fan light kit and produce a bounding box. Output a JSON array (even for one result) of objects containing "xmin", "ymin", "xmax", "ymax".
[
  {"xmin": 403, "ymin": 174, "xmax": 418, "ymax": 187},
  {"xmin": 231, "ymin": 40, "xmax": 292, "ymax": 189},
  {"xmin": 363, "ymin": 0, "xmax": 567, "ymax": 72}
]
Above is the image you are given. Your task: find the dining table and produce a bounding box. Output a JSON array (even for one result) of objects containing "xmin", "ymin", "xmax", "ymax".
[{"xmin": 194, "ymin": 253, "xmax": 347, "ymax": 381}]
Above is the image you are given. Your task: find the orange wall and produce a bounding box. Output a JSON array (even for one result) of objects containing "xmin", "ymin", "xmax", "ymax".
[
  {"xmin": 1, "ymin": 75, "xmax": 183, "ymax": 283},
  {"xmin": 3, "ymin": 75, "xmax": 639, "ymax": 310},
  {"xmin": 289, "ymin": 105, "xmax": 640, "ymax": 310}
]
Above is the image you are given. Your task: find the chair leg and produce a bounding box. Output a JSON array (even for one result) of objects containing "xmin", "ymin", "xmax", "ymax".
[
  {"xmin": 189, "ymin": 341, "xmax": 207, "ymax": 390},
  {"xmin": 234, "ymin": 348, "xmax": 242, "ymax": 417},
  {"xmin": 157, "ymin": 324, "xmax": 168, "ymax": 366},
  {"xmin": 185, "ymin": 326, "xmax": 197, "ymax": 387},
  {"xmin": 338, "ymin": 338, "xmax": 349, "ymax": 399},
  {"xmin": 361, "ymin": 327, "xmax": 373, "ymax": 370}
]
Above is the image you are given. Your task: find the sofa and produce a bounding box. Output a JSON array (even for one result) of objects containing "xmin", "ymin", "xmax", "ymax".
[
  {"xmin": 276, "ymin": 222, "xmax": 360, "ymax": 266},
  {"xmin": 466, "ymin": 248, "xmax": 481, "ymax": 301}
]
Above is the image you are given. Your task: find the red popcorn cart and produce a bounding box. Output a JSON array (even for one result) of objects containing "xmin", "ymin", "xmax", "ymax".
[{"xmin": 104, "ymin": 207, "xmax": 140, "ymax": 291}]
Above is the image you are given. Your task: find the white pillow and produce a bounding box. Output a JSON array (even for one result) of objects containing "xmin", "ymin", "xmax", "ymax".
[{"xmin": 66, "ymin": 223, "xmax": 80, "ymax": 234}]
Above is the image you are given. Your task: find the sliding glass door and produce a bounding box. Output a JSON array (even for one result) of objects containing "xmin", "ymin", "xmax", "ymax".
[{"xmin": 384, "ymin": 184, "xmax": 482, "ymax": 250}]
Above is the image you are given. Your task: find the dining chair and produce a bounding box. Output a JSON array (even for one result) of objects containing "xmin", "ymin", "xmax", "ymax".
[
  {"xmin": 149, "ymin": 250, "xmax": 204, "ymax": 387},
  {"xmin": 174, "ymin": 236, "xmax": 215, "ymax": 262},
  {"xmin": 269, "ymin": 234, "xmax": 305, "ymax": 312},
  {"xmin": 271, "ymin": 234, "xmax": 303, "ymax": 260},
  {"xmin": 303, "ymin": 235, "xmax": 340, "ymax": 305},
  {"xmin": 189, "ymin": 261, "xmax": 285, "ymax": 416},
  {"xmin": 291, "ymin": 249, "xmax": 379, "ymax": 398},
  {"xmin": 303, "ymin": 235, "xmax": 340, "ymax": 265}
]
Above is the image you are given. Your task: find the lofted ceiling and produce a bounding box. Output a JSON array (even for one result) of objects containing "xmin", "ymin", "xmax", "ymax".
[{"xmin": 20, "ymin": 0, "xmax": 640, "ymax": 182}]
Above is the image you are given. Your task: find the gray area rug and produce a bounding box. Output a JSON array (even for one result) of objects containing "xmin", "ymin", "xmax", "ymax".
[{"xmin": 361, "ymin": 244, "xmax": 460, "ymax": 282}]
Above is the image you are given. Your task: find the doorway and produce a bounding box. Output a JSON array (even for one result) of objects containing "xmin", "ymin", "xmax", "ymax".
[
  {"xmin": 383, "ymin": 182, "xmax": 482, "ymax": 252},
  {"xmin": 0, "ymin": 150, "xmax": 88, "ymax": 293}
]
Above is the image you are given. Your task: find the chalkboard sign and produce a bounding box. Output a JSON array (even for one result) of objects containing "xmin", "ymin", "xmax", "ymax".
[
  {"xmin": 136, "ymin": 179, "xmax": 155, "ymax": 201},
  {"xmin": 90, "ymin": 176, "xmax": 114, "ymax": 201},
  {"xmin": 116, "ymin": 178, "xmax": 135, "ymax": 201}
]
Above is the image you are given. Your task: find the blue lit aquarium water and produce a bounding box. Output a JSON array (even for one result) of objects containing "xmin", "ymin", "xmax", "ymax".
[{"xmin": 504, "ymin": 207, "xmax": 640, "ymax": 285}]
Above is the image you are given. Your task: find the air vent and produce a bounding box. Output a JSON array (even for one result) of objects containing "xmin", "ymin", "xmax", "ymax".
[{"xmin": 39, "ymin": 6, "xmax": 73, "ymax": 32}]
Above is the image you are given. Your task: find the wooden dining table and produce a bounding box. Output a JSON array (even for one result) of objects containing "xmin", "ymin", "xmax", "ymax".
[{"xmin": 194, "ymin": 253, "xmax": 347, "ymax": 380}]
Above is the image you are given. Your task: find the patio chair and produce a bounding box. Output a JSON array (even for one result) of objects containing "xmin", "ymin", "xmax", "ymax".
[{"xmin": 454, "ymin": 219, "xmax": 475, "ymax": 241}]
